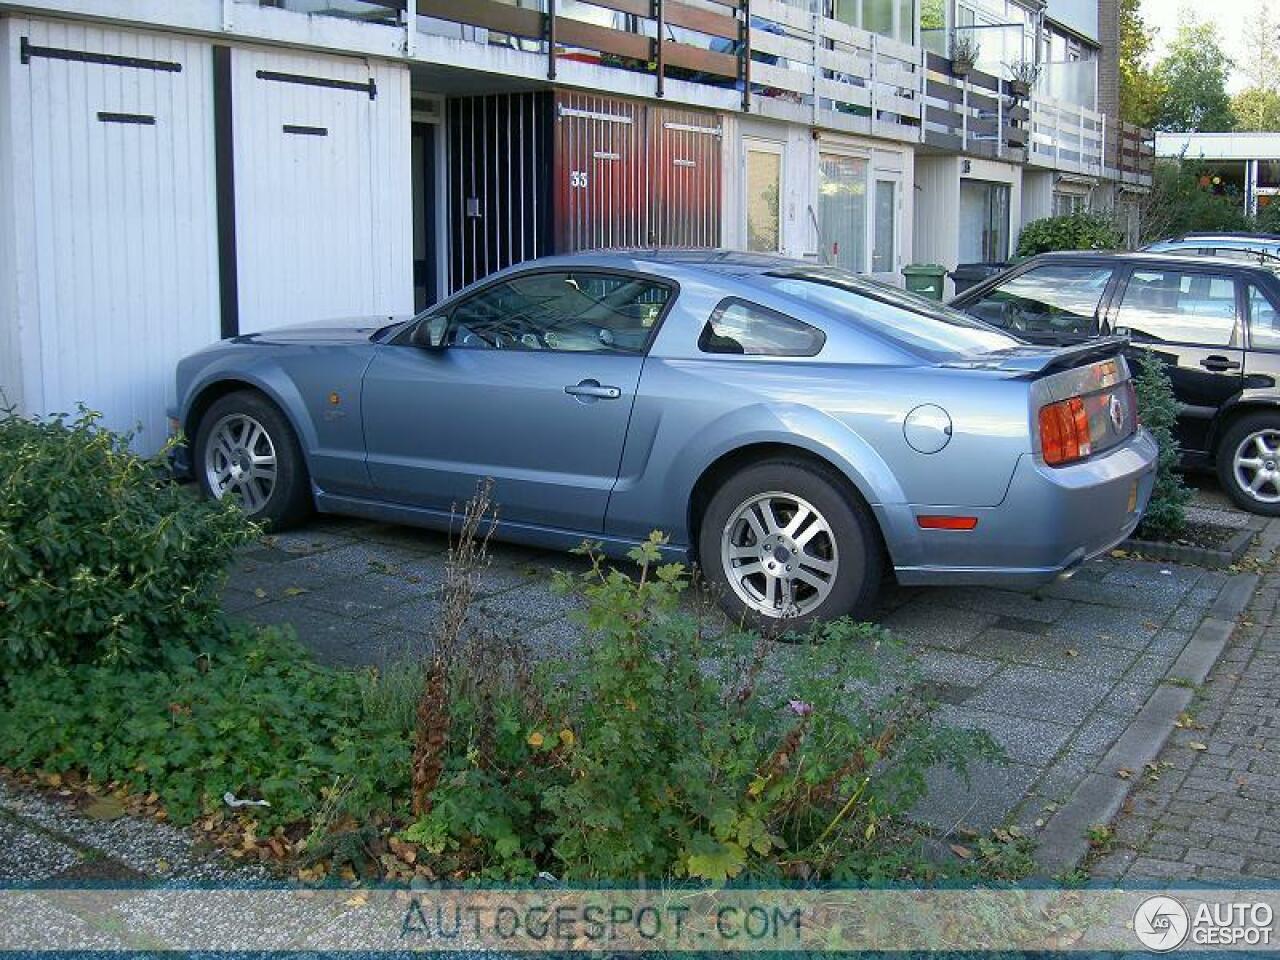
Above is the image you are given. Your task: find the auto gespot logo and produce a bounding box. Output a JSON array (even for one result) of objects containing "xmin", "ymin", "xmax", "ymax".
[{"xmin": 1134, "ymin": 896, "xmax": 1275, "ymax": 950}]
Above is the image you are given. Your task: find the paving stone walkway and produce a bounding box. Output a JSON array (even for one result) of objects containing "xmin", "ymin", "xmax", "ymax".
[
  {"xmin": 224, "ymin": 511, "xmax": 1244, "ymax": 840},
  {"xmin": 1090, "ymin": 527, "xmax": 1280, "ymax": 882}
]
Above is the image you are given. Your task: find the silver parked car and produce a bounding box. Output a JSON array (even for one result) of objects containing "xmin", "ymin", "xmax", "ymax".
[{"xmin": 171, "ymin": 251, "xmax": 1157, "ymax": 627}]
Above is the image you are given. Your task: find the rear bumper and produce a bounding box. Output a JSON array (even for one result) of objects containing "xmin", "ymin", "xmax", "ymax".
[
  {"xmin": 169, "ymin": 442, "xmax": 193, "ymax": 481},
  {"xmin": 166, "ymin": 407, "xmax": 193, "ymax": 480},
  {"xmin": 886, "ymin": 428, "xmax": 1158, "ymax": 588}
]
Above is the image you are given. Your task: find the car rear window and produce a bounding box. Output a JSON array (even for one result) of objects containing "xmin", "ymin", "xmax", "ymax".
[{"xmin": 762, "ymin": 269, "xmax": 1019, "ymax": 361}]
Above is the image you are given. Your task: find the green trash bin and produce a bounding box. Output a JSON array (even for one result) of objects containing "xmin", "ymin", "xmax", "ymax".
[{"xmin": 902, "ymin": 264, "xmax": 946, "ymax": 301}]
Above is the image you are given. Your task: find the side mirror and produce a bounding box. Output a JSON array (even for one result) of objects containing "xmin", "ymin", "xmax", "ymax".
[{"xmin": 411, "ymin": 315, "xmax": 449, "ymax": 350}]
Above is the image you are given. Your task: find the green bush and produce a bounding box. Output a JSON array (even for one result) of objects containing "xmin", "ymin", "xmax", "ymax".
[
  {"xmin": 406, "ymin": 535, "xmax": 1001, "ymax": 884},
  {"xmin": 1132, "ymin": 351, "xmax": 1191, "ymax": 539},
  {"xmin": 0, "ymin": 627, "xmax": 412, "ymax": 830},
  {"xmin": 1138, "ymin": 160, "xmax": 1254, "ymax": 244},
  {"xmin": 0, "ymin": 408, "xmax": 254, "ymax": 670},
  {"xmin": 1016, "ymin": 211, "xmax": 1124, "ymax": 257}
]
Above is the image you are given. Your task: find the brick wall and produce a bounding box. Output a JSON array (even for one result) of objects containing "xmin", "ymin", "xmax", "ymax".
[{"xmin": 1097, "ymin": 0, "xmax": 1120, "ymax": 123}]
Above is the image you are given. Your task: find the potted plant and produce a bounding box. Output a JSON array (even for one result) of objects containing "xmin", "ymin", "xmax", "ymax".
[
  {"xmin": 1007, "ymin": 58, "xmax": 1041, "ymax": 98},
  {"xmin": 950, "ymin": 33, "xmax": 980, "ymax": 77}
]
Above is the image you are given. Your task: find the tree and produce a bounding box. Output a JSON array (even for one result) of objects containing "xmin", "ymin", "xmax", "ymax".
[
  {"xmin": 1152, "ymin": 12, "xmax": 1236, "ymax": 132},
  {"xmin": 1232, "ymin": 0, "xmax": 1280, "ymax": 131},
  {"xmin": 1239, "ymin": 0, "xmax": 1279, "ymax": 93},
  {"xmin": 1233, "ymin": 87, "xmax": 1280, "ymax": 132},
  {"xmin": 1119, "ymin": 0, "xmax": 1162, "ymax": 127}
]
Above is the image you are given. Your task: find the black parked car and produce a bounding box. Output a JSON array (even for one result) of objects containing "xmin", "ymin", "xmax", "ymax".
[{"xmin": 950, "ymin": 251, "xmax": 1280, "ymax": 516}]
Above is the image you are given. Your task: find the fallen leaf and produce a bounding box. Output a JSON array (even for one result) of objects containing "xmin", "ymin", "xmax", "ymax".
[
  {"xmin": 1188, "ymin": 741, "xmax": 1209, "ymax": 752},
  {"xmin": 1110, "ymin": 549, "xmax": 1128, "ymax": 559},
  {"xmin": 84, "ymin": 796, "xmax": 126, "ymax": 820},
  {"xmin": 345, "ymin": 892, "xmax": 370, "ymax": 908},
  {"xmin": 283, "ymin": 587, "xmax": 309, "ymax": 597},
  {"xmin": 1066, "ymin": 648, "xmax": 1080, "ymax": 658},
  {"xmin": 1117, "ymin": 768, "xmax": 1132, "ymax": 780},
  {"xmin": 949, "ymin": 844, "xmax": 973, "ymax": 859},
  {"xmin": 388, "ymin": 837, "xmax": 418, "ymax": 864},
  {"xmin": 254, "ymin": 588, "xmax": 267, "ymax": 599},
  {"xmin": 155, "ymin": 859, "xmax": 170, "ymax": 873}
]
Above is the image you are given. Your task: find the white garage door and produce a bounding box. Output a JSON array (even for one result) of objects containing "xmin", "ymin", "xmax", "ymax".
[
  {"xmin": 231, "ymin": 46, "xmax": 412, "ymax": 333},
  {"xmin": 3, "ymin": 18, "xmax": 219, "ymax": 453}
]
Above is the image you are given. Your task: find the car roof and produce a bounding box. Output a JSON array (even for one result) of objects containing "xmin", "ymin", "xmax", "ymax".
[
  {"xmin": 1019, "ymin": 249, "xmax": 1277, "ymax": 271},
  {"xmin": 574, "ymin": 248, "xmax": 800, "ymax": 273},
  {"xmin": 1155, "ymin": 232, "xmax": 1280, "ymax": 242}
]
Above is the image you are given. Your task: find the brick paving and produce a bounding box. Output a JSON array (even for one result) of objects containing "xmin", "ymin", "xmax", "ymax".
[
  {"xmin": 1092, "ymin": 544, "xmax": 1280, "ymax": 881},
  {"xmin": 225, "ymin": 513, "xmax": 1241, "ymax": 839}
]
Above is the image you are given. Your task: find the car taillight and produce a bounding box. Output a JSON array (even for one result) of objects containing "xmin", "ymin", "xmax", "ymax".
[
  {"xmin": 1125, "ymin": 380, "xmax": 1140, "ymax": 427},
  {"xmin": 1039, "ymin": 396, "xmax": 1092, "ymax": 466}
]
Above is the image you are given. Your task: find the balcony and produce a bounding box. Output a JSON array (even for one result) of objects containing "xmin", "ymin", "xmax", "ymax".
[{"xmin": 231, "ymin": 0, "xmax": 1151, "ymax": 183}]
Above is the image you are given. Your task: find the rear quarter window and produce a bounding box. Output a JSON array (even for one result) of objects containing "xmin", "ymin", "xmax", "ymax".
[
  {"xmin": 699, "ymin": 299, "xmax": 826, "ymax": 357},
  {"xmin": 763, "ymin": 270, "xmax": 1019, "ymax": 361}
]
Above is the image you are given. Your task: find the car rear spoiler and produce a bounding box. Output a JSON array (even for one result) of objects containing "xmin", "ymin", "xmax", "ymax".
[{"xmin": 959, "ymin": 336, "xmax": 1131, "ymax": 377}]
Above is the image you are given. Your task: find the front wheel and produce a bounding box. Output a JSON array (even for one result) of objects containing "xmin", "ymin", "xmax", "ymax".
[
  {"xmin": 194, "ymin": 391, "xmax": 313, "ymax": 528},
  {"xmin": 1216, "ymin": 413, "xmax": 1280, "ymax": 516},
  {"xmin": 697, "ymin": 459, "xmax": 882, "ymax": 633}
]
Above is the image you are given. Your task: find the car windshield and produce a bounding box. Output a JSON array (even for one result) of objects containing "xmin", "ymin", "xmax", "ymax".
[{"xmin": 762, "ymin": 268, "xmax": 1020, "ymax": 361}]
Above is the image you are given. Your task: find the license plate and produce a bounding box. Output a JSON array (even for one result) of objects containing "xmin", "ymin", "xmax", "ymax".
[{"xmin": 1126, "ymin": 481, "xmax": 1138, "ymax": 514}]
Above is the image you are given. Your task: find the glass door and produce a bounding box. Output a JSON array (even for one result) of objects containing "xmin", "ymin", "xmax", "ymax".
[
  {"xmin": 818, "ymin": 152, "xmax": 869, "ymax": 272},
  {"xmin": 959, "ymin": 179, "xmax": 1011, "ymax": 264},
  {"xmin": 870, "ymin": 175, "xmax": 900, "ymax": 282},
  {"xmin": 744, "ymin": 139, "xmax": 785, "ymax": 254}
]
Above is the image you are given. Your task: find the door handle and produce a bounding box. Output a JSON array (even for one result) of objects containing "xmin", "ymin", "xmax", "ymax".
[
  {"xmin": 565, "ymin": 379, "xmax": 622, "ymax": 400},
  {"xmin": 1200, "ymin": 356, "xmax": 1241, "ymax": 373}
]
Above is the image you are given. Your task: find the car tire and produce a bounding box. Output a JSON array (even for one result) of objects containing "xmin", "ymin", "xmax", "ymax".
[
  {"xmin": 1215, "ymin": 412, "xmax": 1280, "ymax": 516},
  {"xmin": 194, "ymin": 391, "xmax": 313, "ymax": 529},
  {"xmin": 697, "ymin": 458, "xmax": 883, "ymax": 634}
]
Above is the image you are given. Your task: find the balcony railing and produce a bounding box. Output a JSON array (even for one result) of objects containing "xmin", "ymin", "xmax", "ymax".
[
  {"xmin": 1027, "ymin": 94, "xmax": 1104, "ymax": 174},
  {"xmin": 238, "ymin": 0, "xmax": 1152, "ymax": 182},
  {"xmin": 922, "ymin": 51, "xmax": 1027, "ymax": 161},
  {"xmin": 1106, "ymin": 119, "xmax": 1156, "ymax": 185}
]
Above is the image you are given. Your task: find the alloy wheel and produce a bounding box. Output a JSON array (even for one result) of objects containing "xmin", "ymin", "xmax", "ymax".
[
  {"xmin": 204, "ymin": 413, "xmax": 278, "ymax": 514},
  {"xmin": 1232, "ymin": 429, "xmax": 1280, "ymax": 505},
  {"xmin": 720, "ymin": 491, "xmax": 839, "ymax": 619}
]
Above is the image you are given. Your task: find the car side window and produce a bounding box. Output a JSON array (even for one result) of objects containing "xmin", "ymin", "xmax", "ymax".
[
  {"xmin": 1248, "ymin": 284, "xmax": 1280, "ymax": 351},
  {"xmin": 1112, "ymin": 269, "xmax": 1239, "ymax": 347},
  {"xmin": 445, "ymin": 271, "xmax": 671, "ymax": 354},
  {"xmin": 965, "ymin": 264, "xmax": 1112, "ymax": 336},
  {"xmin": 698, "ymin": 299, "xmax": 826, "ymax": 357}
]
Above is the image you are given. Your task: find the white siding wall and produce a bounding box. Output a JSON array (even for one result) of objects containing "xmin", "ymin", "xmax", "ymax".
[
  {"xmin": 0, "ymin": 22, "xmax": 19, "ymax": 414},
  {"xmin": 231, "ymin": 45, "xmax": 412, "ymax": 333},
  {"xmin": 1021, "ymin": 169, "xmax": 1054, "ymax": 228},
  {"xmin": 0, "ymin": 16, "xmax": 219, "ymax": 451},
  {"xmin": 912, "ymin": 155, "xmax": 961, "ymax": 294}
]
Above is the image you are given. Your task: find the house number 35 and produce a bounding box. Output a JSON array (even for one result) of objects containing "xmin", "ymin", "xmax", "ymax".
[{"xmin": 569, "ymin": 170, "xmax": 589, "ymax": 188}]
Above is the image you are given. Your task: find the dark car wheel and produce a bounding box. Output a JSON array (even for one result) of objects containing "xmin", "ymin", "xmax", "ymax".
[
  {"xmin": 194, "ymin": 391, "xmax": 313, "ymax": 529},
  {"xmin": 698, "ymin": 458, "xmax": 882, "ymax": 634},
  {"xmin": 1216, "ymin": 412, "xmax": 1280, "ymax": 516}
]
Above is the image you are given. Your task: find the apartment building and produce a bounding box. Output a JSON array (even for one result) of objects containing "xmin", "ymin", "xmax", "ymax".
[{"xmin": 0, "ymin": 0, "xmax": 1152, "ymax": 451}]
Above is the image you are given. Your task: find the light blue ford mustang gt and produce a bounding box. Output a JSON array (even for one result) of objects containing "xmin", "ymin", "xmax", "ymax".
[{"xmin": 172, "ymin": 251, "xmax": 1157, "ymax": 626}]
